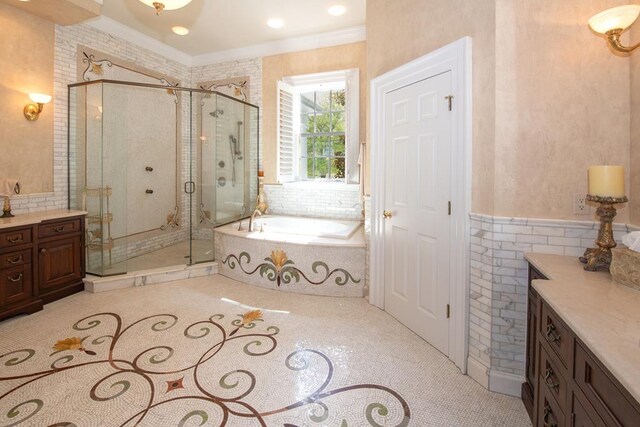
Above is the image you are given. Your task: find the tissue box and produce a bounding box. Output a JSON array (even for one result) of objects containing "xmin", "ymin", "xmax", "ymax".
[{"xmin": 610, "ymin": 247, "xmax": 640, "ymax": 292}]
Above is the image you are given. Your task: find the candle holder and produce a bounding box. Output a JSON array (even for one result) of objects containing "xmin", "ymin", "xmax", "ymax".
[
  {"xmin": 579, "ymin": 194, "xmax": 628, "ymax": 271},
  {"xmin": 1, "ymin": 196, "xmax": 14, "ymax": 218}
]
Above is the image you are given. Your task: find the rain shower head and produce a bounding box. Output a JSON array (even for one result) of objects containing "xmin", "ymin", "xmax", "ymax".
[{"xmin": 210, "ymin": 109, "xmax": 224, "ymax": 118}]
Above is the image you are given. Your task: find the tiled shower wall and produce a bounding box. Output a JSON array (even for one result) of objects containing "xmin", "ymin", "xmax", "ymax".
[
  {"xmin": 191, "ymin": 58, "xmax": 263, "ymax": 241},
  {"xmin": 468, "ymin": 213, "xmax": 635, "ymax": 393}
]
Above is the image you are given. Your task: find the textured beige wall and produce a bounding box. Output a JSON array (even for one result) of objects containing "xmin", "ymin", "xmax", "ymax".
[
  {"xmin": 630, "ymin": 18, "xmax": 640, "ymax": 225},
  {"xmin": 262, "ymin": 42, "xmax": 366, "ymax": 184},
  {"xmin": 0, "ymin": 3, "xmax": 54, "ymax": 194},
  {"xmin": 495, "ymin": 0, "xmax": 631, "ymax": 221},
  {"xmin": 366, "ymin": 0, "xmax": 497, "ymax": 214}
]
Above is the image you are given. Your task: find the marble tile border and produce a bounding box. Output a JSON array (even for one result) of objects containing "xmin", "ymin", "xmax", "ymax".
[
  {"xmin": 84, "ymin": 262, "xmax": 218, "ymax": 293},
  {"xmin": 468, "ymin": 212, "xmax": 636, "ymax": 396}
]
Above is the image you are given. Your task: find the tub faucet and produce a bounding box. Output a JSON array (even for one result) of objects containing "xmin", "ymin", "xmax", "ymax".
[{"xmin": 248, "ymin": 209, "xmax": 262, "ymax": 232}]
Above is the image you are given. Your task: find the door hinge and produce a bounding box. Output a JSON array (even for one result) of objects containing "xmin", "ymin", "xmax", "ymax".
[
  {"xmin": 445, "ymin": 95, "xmax": 454, "ymax": 111},
  {"xmin": 447, "ymin": 304, "xmax": 451, "ymax": 319},
  {"xmin": 448, "ymin": 201, "xmax": 452, "ymax": 215}
]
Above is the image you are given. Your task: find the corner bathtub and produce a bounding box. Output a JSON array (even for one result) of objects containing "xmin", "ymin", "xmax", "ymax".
[{"xmin": 214, "ymin": 216, "xmax": 365, "ymax": 297}]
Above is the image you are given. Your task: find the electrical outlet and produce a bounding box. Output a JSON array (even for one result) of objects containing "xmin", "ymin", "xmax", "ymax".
[{"xmin": 573, "ymin": 193, "xmax": 589, "ymax": 215}]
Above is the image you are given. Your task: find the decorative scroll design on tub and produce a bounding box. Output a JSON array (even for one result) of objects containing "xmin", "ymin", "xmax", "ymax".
[
  {"xmin": 0, "ymin": 310, "xmax": 410, "ymax": 426},
  {"xmin": 222, "ymin": 250, "xmax": 361, "ymax": 287}
]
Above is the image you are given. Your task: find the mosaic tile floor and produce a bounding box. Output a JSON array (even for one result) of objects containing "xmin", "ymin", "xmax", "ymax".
[{"xmin": 0, "ymin": 275, "xmax": 531, "ymax": 426}]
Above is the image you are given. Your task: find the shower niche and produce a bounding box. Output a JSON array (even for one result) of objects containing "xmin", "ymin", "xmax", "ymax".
[{"xmin": 69, "ymin": 80, "xmax": 259, "ymax": 276}]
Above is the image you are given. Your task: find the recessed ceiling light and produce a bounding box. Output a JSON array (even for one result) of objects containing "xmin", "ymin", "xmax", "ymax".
[
  {"xmin": 328, "ymin": 5, "xmax": 346, "ymax": 16},
  {"xmin": 267, "ymin": 18, "xmax": 284, "ymax": 29},
  {"xmin": 172, "ymin": 26, "xmax": 189, "ymax": 35}
]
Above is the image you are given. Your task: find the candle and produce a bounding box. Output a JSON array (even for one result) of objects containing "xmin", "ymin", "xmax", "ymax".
[{"xmin": 588, "ymin": 165, "xmax": 625, "ymax": 197}]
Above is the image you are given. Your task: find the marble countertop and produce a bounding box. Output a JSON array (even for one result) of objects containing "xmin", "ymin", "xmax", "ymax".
[
  {"xmin": 0, "ymin": 209, "xmax": 87, "ymax": 230},
  {"xmin": 525, "ymin": 253, "xmax": 640, "ymax": 404}
]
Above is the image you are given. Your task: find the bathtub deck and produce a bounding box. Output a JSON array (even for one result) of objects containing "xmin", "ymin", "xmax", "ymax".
[{"xmin": 215, "ymin": 220, "xmax": 365, "ymax": 297}]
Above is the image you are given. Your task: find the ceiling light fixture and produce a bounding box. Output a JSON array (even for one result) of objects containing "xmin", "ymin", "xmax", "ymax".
[
  {"xmin": 267, "ymin": 18, "xmax": 284, "ymax": 29},
  {"xmin": 172, "ymin": 26, "xmax": 189, "ymax": 35},
  {"xmin": 588, "ymin": 5, "xmax": 640, "ymax": 53},
  {"xmin": 138, "ymin": 0, "xmax": 192, "ymax": 16},
  {"xmin": 328, "ymin": 5, "xmax": 346, "ymax": 16}
]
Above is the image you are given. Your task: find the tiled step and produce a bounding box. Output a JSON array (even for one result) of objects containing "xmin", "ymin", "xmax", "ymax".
[{"xmin": 84, "ymin": 262, "xmax": 218, "ymax": 293}]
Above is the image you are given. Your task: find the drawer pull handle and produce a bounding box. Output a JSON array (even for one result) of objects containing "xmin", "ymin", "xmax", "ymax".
[
  {"xmin": 54, "ymin": 226, "xmax": 66, "ymax": 233},
  {"xmin": 146, "ymin": 189, "xmax": 154, "ymax": 194},
  {"xmin": 546, "ymin": 323, "xmax": 561, "ymax": 343},
  {"xmin": 7, "ymin": 235, "xmax": 24, "ymax": 243},
  {"xmin": 543, "ymin": 404, "xmax": 557, "ymax": 427},
  {"xmin": 7, "ymin": 254, "xmax": 23, "ymax": 264},
  {"xmin": 8, "ymin": 273, "xmax": 23, "ymax": 283},
  {"xmin": 543, "ymin": 368, "xmax": 559, "ymax": 390}
]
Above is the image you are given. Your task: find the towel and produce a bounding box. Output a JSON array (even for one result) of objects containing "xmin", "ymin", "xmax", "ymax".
[
  {"xmin": 622, "ymin": 231, "xmax": 640, "ymax": 252},
  {"xmin": 0, "ymin": 179, "xmax": 20, "ymax": 197}
]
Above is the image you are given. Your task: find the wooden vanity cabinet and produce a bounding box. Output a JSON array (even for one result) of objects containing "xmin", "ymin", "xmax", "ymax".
[
  {"xmin": 0, "ymin": 214, "xmax": 85, "ymax": 320},
  {"xmin": 37, "ymin": 217, "xmax": 85, "ymax": 304},
  {"xmin": 0, "ymin": 226, "xmax": 42, "ymax": 318},
  {"xmin": 524, "ymin": 262, "xmax": 640, "ymax": 426},
  {"xmin": 523, "ymin": 264, "xmax": 546, "ymax": 420}
]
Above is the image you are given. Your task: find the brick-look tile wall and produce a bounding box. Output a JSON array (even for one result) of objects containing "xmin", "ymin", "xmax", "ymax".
[
  {"xmin": 468, "ymin": 213, "xmax": 635, "ymax": 388},
  {"xmin": 264, "ymin": 184, "xmax": 362, "ymax": 220}
]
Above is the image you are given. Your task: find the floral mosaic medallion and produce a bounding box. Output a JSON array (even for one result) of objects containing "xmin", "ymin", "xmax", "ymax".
[
  {"xmin": 223, "ymin": 250, "xmax": 361, "ymax": 288},
  {"xmin": 0, "ymin": 309, "xmax": 409, "ymax": 426}
]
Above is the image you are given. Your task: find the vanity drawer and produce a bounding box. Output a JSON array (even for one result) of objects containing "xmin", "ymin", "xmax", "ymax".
[
  {"xmin": 0, "ymin": 249, "xmax": 31, "ymax": 269},
  {"xmin": 574, "ymin": 341, "xmax": 640, "ymax": 426},
  {"xmin": 538, "ymin": 342, "xmax": 568, "ymax": 413},
  {"xmin": 0, "ymin": 227, "xmax": 32, "ymax": 249},
  {"xmin": 536, "ymin": 378, "xmax": 565, "ymax": 427},
  {"xmin": 0, "ymin": 264, "xmax": 33, "ymax": 306},
  {"xmin": 540, "ymin": 301, "xmax": 572, "ymax": 368},
  {"xmin": 39, "ymin": 218, "xmax": 81, "ymax": 239}
]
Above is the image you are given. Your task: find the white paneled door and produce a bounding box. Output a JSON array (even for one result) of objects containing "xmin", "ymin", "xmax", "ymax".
[{"xmin": 383, "ymin": 71, "xmax": 452, "ymax": 355}]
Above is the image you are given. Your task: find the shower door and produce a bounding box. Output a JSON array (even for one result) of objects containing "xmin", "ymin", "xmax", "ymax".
[{"xmin": 192, "ymin": 91, "xmax": 259, "ymax": 264}]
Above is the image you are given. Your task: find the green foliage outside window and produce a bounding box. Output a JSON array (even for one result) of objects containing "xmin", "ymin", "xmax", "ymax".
[{"xmin": 300, "ymin": 89, "xmax": 346, "ymax": 180}]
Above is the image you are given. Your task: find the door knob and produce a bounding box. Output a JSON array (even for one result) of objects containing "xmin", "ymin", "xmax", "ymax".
[{"xmin": 383, "ymin": 210, "xmax": 393, "ymax": 219}]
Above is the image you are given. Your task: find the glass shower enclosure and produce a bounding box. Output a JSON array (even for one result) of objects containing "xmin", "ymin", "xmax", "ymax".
[{"xmin": 68, "ymin": 80, "xmax": 258, "ymax": 276}]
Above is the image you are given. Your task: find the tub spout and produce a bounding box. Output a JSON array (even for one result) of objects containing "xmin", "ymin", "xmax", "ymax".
[{"xmin": 248, "ymin": 209, "xmax": 262, "ymax": 232}]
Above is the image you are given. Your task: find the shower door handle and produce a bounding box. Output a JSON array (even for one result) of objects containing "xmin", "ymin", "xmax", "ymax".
[{"xmin": 184, "ymin": 181, "xmax": 195, "ymax": 194}]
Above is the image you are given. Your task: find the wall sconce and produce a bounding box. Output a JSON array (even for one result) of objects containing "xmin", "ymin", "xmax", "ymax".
[
  {"xmin": 24, "ymin": 93, "xmax": 52, "ymax": 121},
  {"xmin": 589, "ymin": 5, "xmax": 640, "ymax": 54}
]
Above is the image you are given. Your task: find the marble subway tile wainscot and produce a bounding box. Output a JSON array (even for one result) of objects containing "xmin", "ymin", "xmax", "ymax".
[{"xmin": 466, "ymin": 213, "xmax": 633, "ymax": 396}]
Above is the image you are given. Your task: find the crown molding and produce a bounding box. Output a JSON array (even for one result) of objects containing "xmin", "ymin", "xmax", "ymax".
[
  {"xmin": 85, "ymin": 17, "xmax": 366, "ymax": 69},
  {"xmin": 191, "ymin": 25, "xmax": 366, "ymax": 67},
  {"xmin": 85, "ymin": 15, "xmax": 193, "ymax": 67}
]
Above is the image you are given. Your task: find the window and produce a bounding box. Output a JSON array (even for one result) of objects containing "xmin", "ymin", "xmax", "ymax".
[
  {"xmin": 277, "ymin": 70, "xmax": 359, "ymax": 184},
  {"xmin": 300, "ymin": 88, "xmax": 346, "ymax": 180}
]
